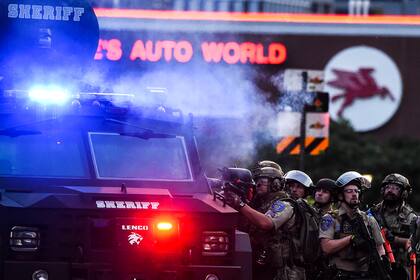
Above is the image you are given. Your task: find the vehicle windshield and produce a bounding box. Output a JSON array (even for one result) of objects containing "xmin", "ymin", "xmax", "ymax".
[
  {"xmin": 0, "ymin": 125, "xmax": 192, "ymax": 181},
  {"xmin": 0, "ymin": 130, "xmax": 89, "ymax": 178},
  {"xmin": 89, "ymin": 132, "xmax": 192, "ymax": 181}
]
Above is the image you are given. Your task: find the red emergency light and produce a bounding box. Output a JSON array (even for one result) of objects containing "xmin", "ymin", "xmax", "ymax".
[{"xmin": 156, "ymin": 221, "xmax": 173, "ymax": 231}]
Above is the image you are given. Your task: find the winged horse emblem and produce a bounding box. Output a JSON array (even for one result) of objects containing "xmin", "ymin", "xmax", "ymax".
[{"xmin": 328, "ymin": 68, "xmax": 395, "ymax": 117}]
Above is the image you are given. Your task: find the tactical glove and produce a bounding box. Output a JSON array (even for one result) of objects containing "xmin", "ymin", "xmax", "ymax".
[{"xmin": 223, "ymin": 190, "xmax": 245, "ymax": 211}]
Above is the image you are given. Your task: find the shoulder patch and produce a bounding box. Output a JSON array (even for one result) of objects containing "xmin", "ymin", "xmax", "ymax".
[
  {"xmin": 321, "ymin": 215, "xmax": 334, "ymax": 231},
  {"xmin": 271, "ymin": 200, "xmax": 286, "ymax": 213}
]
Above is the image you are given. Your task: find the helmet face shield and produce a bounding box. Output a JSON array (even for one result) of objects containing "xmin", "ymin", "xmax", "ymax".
[
  {"xmin": 335, "ymin": 171, "xmax": 370, "ymax": 208},
  {"xmin": 336, "ymin": 171, "xmax": 371, "ymax": 190},
  {"xmin": 284, "ymin": 170, "xmax": 313, "ymax": 188},
  {"xmin": 284, "ymin": 170, "xmax": 313, "ymax": 199}
]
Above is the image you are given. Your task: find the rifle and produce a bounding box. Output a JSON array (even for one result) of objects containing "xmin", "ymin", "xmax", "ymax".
[
  {"xmin": 367, "ymin": 209, "xmax": 395, "ymax": 264},
  {"xmin": 213, "ymin": 167, "xmax": 255, "ymax": 206},
  {"xmin": 352, "ymin": 210, "xmax": 392, "ymax": 280}
]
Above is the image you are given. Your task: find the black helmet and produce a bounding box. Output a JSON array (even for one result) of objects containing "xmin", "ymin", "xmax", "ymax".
[
  {"xmin": 336, "ymin": 171, "xmax": 370, "ymax": 190},
  {"xmin": 315, "ymin": 178, "xmax": 337, "ymax": 201},
  {"xmin": 315, "ymin": 178, "xmax": 336, "ymax": 192},
  {"xmin": 381, "ymin": 173, "xmax": 412, "ymax": 199}
]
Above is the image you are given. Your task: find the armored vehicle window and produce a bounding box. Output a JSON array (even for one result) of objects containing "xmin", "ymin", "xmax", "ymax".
[
  {"xmin": 0, "ymin": 130, "xmax": 89, "ymax": 178},
  {"xmin": 89, "ymin": 132, "xmax": 192, "ymax": 181}
]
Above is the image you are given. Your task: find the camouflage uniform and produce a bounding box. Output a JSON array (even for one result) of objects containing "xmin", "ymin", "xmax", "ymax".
[
  {"xmin": 265, "ymin": 199, "xmax": 309, "ymax": 280},
  {"xmin": 235, "ymin": 169, "xmax": 313, "ymax": 280},
  {"xmin": 370, "ymin": 201, "xmax": 417, "ymax": 278},
  {"xmin": 248, "ymin": 191, "xmax": 289, "ymax": 279},
  {"xmin": 260, "ymin": 170, "xmax": 315, "ymax": 280},
  {"xmin": 319, "ymin": 205, "xmax": 384, "ymax": 279},
  {"xmin": 369, "ymin": 173, "xmax": 418, "ymax": 280},
  {"xmin": 249, "ymin": 164, "xmax": 287, "ymax": 280}
]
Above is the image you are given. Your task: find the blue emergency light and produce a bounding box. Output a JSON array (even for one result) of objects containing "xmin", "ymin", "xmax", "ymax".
[{"xmin": 28, "ymin": 85, "xmax": 71, "ymax": 105}]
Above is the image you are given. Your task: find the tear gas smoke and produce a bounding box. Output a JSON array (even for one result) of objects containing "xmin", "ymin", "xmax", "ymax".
[{"xmin": 84, "ymin": 66, "xmax": 311, "ymax": 176}]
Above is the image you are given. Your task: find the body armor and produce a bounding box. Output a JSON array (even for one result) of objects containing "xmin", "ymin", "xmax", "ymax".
[{"xmin": 371, "ymin": 201, "xmax": 417, "ymax": 267}]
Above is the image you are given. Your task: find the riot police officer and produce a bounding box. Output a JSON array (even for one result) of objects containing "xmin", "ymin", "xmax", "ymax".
[
  {"xmin": 225, "ymin": 169, "xmax": 314, "ymax": 280},
  {"xmin": 249, "ymin": 164, "xmax": 288, "ymax": 279},
  {"xmin": 250, "ymin": 165, "xmax": 287, "ymax": 213},
  {"xmin": 369, "ymin": 173, "xmax": 418, "ymax": 280},
  {"xmin": 313, "ymin": 178, "xmax": 336, "ymax": 216},
  {"xmin": 319, "ymin": 171, "xmax": 387, "ymax": 279},
  {"xmin": 284, "ymin": 170, "xmax": 313, "ymax": 200},
  {"xmin": 311, "ymin": 178, "xmax": 336, "ymax": 280},
  {"xmin": 251, "ymin": 160, "xmax": 285, "ymax": 192}
]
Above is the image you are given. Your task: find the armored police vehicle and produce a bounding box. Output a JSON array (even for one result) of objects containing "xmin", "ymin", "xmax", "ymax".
[{"xmin": 0, "ymin": 0, "xmax": 251, "ymax": 279}]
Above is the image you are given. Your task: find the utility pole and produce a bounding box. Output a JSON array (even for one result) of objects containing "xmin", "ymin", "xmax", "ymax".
[{"xmin": 299, "ymin": 71, "xmax": 308, "ymax": 171}]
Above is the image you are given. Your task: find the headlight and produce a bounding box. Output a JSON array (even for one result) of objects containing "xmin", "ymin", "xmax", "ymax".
[
  {"xmin": 10, "ymin": 226, "xmax": 40, "ymax": 252},
  {"xmin": 202, "ymin": 231, "xmax": 229, "ymax": 256},
  {"xmin": 32, "ymin": 269, "xmax": 48, "ymax": 280}
]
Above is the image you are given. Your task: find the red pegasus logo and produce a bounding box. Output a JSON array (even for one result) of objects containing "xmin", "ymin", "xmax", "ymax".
[{"xmin": 328, "ymin": 68, "xmax": 395, "ymax": 117}]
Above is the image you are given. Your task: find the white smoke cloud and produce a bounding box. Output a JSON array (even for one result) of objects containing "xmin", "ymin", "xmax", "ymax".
[{"xmin": 82, "ymin": 65, "xmax": 310, "ymax": 176}]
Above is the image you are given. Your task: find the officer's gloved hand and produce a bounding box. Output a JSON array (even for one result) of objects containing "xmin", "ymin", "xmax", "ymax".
[
  {"xmin": 223, "ymin": 190, "xmax": 245, "ymax": 211},
  {"xmin": 351, "ymin": 233, "xmax": 369, "ymax": 250}
]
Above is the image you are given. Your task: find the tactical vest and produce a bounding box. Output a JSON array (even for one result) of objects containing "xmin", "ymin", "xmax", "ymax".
[
  {"xmin": 267, "ymin": 207, "xmax": 300, "ymax": 268},
  {"xmin": 371, "ymin": 202, "xmax": 418, "ymax": 266},
  {"xmin": 248, "ymin": 191, "xmax": 289, "ymax": 262},
  {"xmin": 332, "ymin": 211, "xmax": 371, "ymax": 269},
  {"xmin": 371, "ymin": 202, "xmax": 416, "ymax": 238},
  {"xmin": 268, "ymin": 199, "xmax": 319, "ymax": 268}
]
